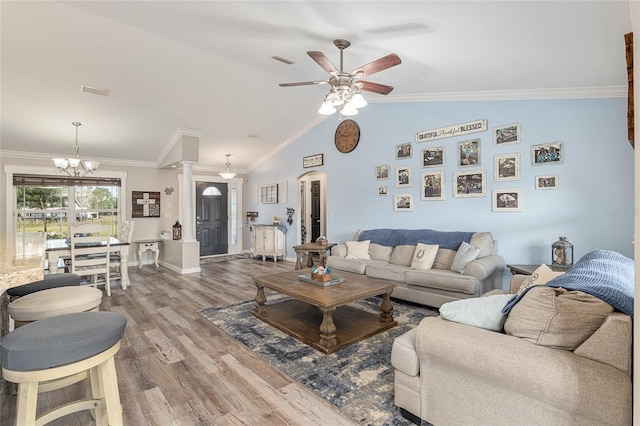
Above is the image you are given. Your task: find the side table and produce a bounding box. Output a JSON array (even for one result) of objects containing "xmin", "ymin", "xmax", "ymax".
[
  {"xmin": 506, "ymin": 263, "xmax": 567, "ymax": 275},
  {"xmin": 135, "ymin": 239, "xmax": 161, "ymax": 269},
  {"xmin": 293, "ymin": 242, "xmax": 337, "ymax": 270}
]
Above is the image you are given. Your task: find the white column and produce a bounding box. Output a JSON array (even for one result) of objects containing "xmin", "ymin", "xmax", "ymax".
[{"xmin": 181, "ymin": 160, "xmax": 196, "ymax": 242}]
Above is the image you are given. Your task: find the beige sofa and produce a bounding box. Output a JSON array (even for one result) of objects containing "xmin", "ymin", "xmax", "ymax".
[
  {"xmin": 327, "ymin": 229, "xmax": 505, "ymax": 308},
  {"xmin": 391, "ymin": 274, "xmax": 633, "ymax": 426}
]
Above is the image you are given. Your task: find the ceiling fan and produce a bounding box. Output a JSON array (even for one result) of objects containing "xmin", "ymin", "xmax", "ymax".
[{"xmin": 279, "ymin": 39, "xmax": 402, "ymax": 116}]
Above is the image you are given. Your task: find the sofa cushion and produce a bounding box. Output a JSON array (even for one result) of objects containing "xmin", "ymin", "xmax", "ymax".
[
  {"xmin": 469, "ymin": 232, "xmax": 494, "ymax": 258},
  {"xmin": 390, "ymin": 245, "xmax": 416, "ymax": 266},
  {"xmin": 345, "ymin": 240, "xmax": 371, "ymax": 260},
  {"xmin": 391, "ymin": 327, "xmax": 419, "ymax": 377},
  {"xmin": 439, "ymin": 294, "xmax": 514, "ymax": 331},
  {"xmin": 405, "ymin": 269, "xmax": 480, "ymax": 295},
  {"xmin": 433, "ymin": 248, "xmax": 456, "ymax": 270},
  {"xmin": 369, "ymin": 243, "xmax": 393, "ymax": 262},
  {"xmin": 517, "ymin": 263, "xmax": 565, "ymax": 295},
  {"xmin": 366, "ymin": 263, "xmax": 410, "ymax": 282},
  {"xmin": 450, "ymin": 241, "xmax": 480, "ymax": 273},
  {"xmin": 410, "ymin": 243, "xmax": 439, "ymax": 270},
  {"xmin": 504, "ymin": 286, "xmax": 614, "ymax": 350},
  {"xmin": 326, "ymin": 257, "xmax": 386, "ymax": 274}
]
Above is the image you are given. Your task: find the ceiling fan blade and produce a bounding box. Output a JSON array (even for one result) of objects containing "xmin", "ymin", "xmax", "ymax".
[
  {"xmin": 307, "ymin": 51, "xmax": 339, "ymax": 74},
  {"xmin": 353, "ymin": 53, "xmax": 402, "ymax": 77},
  {"xmin": 279, "ymin": 80, "xmax": 328, "ymax": 87},
  {"xmin": 359, "ymin": 81, "xmax": 394, "ymax": 95}
]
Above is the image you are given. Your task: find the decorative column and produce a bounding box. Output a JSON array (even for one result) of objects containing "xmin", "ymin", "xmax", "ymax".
[{"xmin": 181, "ymin": 160, "xmax": 196, "ymax": 242}]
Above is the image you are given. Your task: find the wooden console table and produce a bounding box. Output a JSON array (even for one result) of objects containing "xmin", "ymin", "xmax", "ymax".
[
  {"xmin": 507, "ymin": 263, "xmax": 567, "ymax": 275},
  {"xmin": 293, "ymin": 242, "xmax": 337, "ymax": 270},
  {"xmin": 135, "ymin": 239, "xmax": 161, "ymax": 269}
]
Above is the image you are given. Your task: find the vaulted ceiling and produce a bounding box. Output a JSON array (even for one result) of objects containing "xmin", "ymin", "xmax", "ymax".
[{"xmin": 0, "ymin": 1, "xmax": 632, "ymax": 174}]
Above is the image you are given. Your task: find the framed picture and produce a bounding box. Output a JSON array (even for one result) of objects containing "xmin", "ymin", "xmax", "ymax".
[
  {"xmin": 132, "ymin": 191, "xmax": 161, "ymax": 218},
  {"xmin": 303, "ymin": 153, "xmax": 323, "ymax": 168},
  {"xmin": 421, "ymin": 171, "xmax": 444, "ymax": 201},
  {"xmin": 493, "ymin": 123, "xmax": 520, "ymax": 146},
  {"xmin": 396, "ymin": 142, "xmax": 412, "ymax": 159},
  {"xmin": 377, "ymin": 186, "xmax": 388, "ymax": 196},
  {"xmin": 422, "ymin": 146, "xmax": 444, "ymax": 167},
  {"xmin": 259, "ymin": 184, "xmax": 278, "ymax": 203},
  {"xmin": 493, "ymin": 189, "xmax": 522, "ymax": 212},
  {"xmin": 458, "ymin": 138, "xmax": 480, "ymax": 167},
  {"xmin": 396, "ymin": 166, "xmax": 412, "ymax": 187},
  {"xmin": 453, "ymin": 170, "xmax": 486, "ymax": 198},
  {"xmin": 375, "ymin": 164, "xmax": 390, "ymax": 180},
  {"xmin": 532, "ymin": 142, "xmax": 563, "ymax": 165},
  {"xmin": 394, "ymin": 194, "xmax": 413, "ymax": 211},
  {"xmin": 535, "ymin": 174, "xmax": 559, "ymax": 190},
  {"xmin": 494, "ymin": 153, "xmax": 520, "ymax": 181}
]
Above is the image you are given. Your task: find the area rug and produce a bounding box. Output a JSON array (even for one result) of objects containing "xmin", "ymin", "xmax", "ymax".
[{"xmin": 200, "ymin": 296, "xmax": 438, "ymax": 425}]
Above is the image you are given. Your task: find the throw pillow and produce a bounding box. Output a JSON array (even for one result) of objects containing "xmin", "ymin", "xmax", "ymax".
[
  {"xmin": 517, "ymin": 264, "xmax": 564, "ymax": 295},
  {"xmin": 369, "ymin": 243, "xmax": 393, "ymax": 262},
  {"xmin": 345, "ymin": 240, "xmax": 371, "ymax": 260},
  {"xmin": 469, "ymin": 232, "xmax": 494, "ymax": 258},
  {"xmin": 439, "ymin": 294, "xmax": 514, "ymax": 332},
  {"xmin": 504, "ymin": 286, "xmax": 614, "ymax": 350},
  {"xmin": 433, "ymin": 248, "xmax": 456, "ymax": 270},
  {"xmin": 390, "ymin": 245, "xmax": 416, "ymax": 266},
  {"xmin": 410, "ymin": 243, "xmax": 439, "ymax": 270},
  {"xmin": 450, "ymin": 242, "xmax": 480, "ymax": 273}
]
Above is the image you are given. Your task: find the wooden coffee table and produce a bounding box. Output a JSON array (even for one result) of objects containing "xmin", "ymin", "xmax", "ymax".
[{"xmin": 252, "ymin": 269, "xmax": 397, "ymax": 354}]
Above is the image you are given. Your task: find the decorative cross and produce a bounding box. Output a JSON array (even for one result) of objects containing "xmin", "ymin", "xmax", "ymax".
[{"xmin": 137, "ymin": 192, "xmax": 156, "ymax": 217}]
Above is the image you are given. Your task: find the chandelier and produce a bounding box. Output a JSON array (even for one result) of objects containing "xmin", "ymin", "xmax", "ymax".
[
  {"xmin": 219, "ymin": 154, "xmax": 237, "ymax": 180},
  {"xmin": 53, "ymin": 122, "xmax": 99, "ymax": 177}
]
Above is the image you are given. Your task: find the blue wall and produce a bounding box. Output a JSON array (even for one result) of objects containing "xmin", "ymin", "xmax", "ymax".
[{"xmin": 249, "ymin": 97, "xmax": 633, "ymax": 272}]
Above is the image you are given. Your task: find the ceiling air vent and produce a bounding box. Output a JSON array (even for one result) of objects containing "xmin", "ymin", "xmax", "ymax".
[
  {"xmin": 271, "ymin": 56, "xmax": 294, "ymax": 65},
  {"xmin": 80, "ymin": 85, "xmax": 110, "ymax": 97}
]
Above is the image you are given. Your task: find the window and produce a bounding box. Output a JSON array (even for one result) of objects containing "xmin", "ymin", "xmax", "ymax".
[{"xmin": 14, "ymin": 175, "xmax": 121, "ymax": 239}]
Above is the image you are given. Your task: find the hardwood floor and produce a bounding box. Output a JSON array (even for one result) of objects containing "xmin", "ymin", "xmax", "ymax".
[{"xmin": 0, "ymin": 256, "xmax": 360, "ymax": 425}]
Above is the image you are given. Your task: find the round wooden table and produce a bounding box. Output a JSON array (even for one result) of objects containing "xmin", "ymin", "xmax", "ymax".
[{"xmin": 293, "ymin": 242, "xmax": 336, "ymax": 270}]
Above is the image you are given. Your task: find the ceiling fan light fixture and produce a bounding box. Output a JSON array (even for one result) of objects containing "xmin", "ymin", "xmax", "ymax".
[
  {"xmin": 341, "ymin": 103, "xmax": 358, "ymax": 116},
  {"xmin": 318, "ymin": 102, "xmax": 337, "ymax": 115},
  {"xmin": 325, "ymin": 91, "xmax": 343, "ymax": 106},
  {"xmin": 219, "ymin": 154, "xmax": 237, "ymax": 180},
  {"xmin": 350, "ymin": 92, "xmax": 367, "ymax": 109}
]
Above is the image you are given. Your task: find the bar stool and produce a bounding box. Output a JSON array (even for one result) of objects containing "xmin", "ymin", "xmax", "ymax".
[
  {"xmin": 7, "ymin": 273, "xmax": 81, "ymax": 300},
  {"xmin": 0, "ymin": 311, "xmax": 127, "ymax": 425},
  {"xmin": 8, "ymin": 286, "xmax": 102, "ymax": 328}
]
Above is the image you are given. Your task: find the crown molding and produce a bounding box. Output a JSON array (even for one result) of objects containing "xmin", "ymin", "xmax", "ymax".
[{"xmin": 0, "ymin": 150, "xmax": 157, "ymax": 169}]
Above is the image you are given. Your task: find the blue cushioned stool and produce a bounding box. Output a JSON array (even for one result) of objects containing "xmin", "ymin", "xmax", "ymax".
[
  {"xmin": 0, "ymin": 311, "xmax": 127, "ymax": 425},
  {"xmin": 7, "ymin": 273, "xmax": 81, "ymax": 298}
]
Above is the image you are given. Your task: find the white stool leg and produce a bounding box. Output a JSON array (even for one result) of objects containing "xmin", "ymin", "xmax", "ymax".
[
  {"xmin": 15, "ymin": 382, "xmax": 38, "ymax": 426},
  {"xmin": 89, "ymin": 366, "xmax": 108, "ymax": 426},
  {"xmin": 98, "ymin": 357, "xmax": 122, "ymax": 426}
]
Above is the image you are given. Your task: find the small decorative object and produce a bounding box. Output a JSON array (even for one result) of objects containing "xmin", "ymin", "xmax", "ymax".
[
  {"xmin": 172, "ymin": 220, "xmax": 182, "ymax": 240},
  {"xmin": 422, "ymin": 146, "xmax": 445, "ymax": 167},
  {"xmin": 303, "ymin": 154, "xmax": 324, "ymax": 168},
  {"xmin": 394, "ymin": 194, "xmax": 413, "ymax": 211},
  {"xmin": 458, "ymin": 138, "xmax": 480, "ymax": 167},
  {"xmin": 494, "ymin": 153, "xmax": 520, "ymax": 182},
  {"xmin": 552, "ymin": 237, "xmax": 574, "ymax": 268},
  {"xmin": 316, "ymin": 236, "xmax": 328, "ymax": 246},
  {"xmin": 286, "ymin": 208, "xmax": 295, "ymax": 225},
  {"xmin": 160, "ymin": 231, "xmax": 171, "ymax": 240},
  {"xmin": 493, "ymin": 123, "xmax": 521, "ymax": 146},
  {"xmin": 492, "ymin": 189, "xmax": 522, "ymax": 212},
  {"xmin": 164, "ymin": 187, "xmax": 174, "ymax": 195},
  {"xmin": 132, "ymin": 191, "xmax": 161, "ymax": 218},
  {"xmin": 396, "ymin": 166, "xmax": 412, "ymax": 187},
  {"xmin": 311, "ymin": 266, "xmax": 332, "ymax": 282},
  {"xmin": 535, "ymin": 175, "xmax": 559, "ymax": 190},
  {"xmin": 453, "ymin": 170, "xmax": 486, "ymax": 198},
  {"xmin": 532, "ymin": 142, "xmax": 563, "ymax": 165},
  {"xmin": 421, "ymin": 171, "xmax": 444, "ymax": 201},
  {"xmin": 375, "ymin": 164, "xmax": 390, "ymax": 180},
  {"xmin": 260, "ymin": 184, "xmax": 278, "ymax": 203},
  {"xmin": 273, "ymin": 216, "xmax": 280, "ymax": 225},
  {"xmin": 396, "ymin": 142, "xmax": 412, "ymax": 159}
]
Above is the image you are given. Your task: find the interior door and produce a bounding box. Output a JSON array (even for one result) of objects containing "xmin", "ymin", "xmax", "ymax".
[
  {"xmin": 310, "ymin": 180, "xmax": 321, "ymax": 241},
  {"xmin": 196, "ymin": 181, "xmax": 228, "ymax": 256}
]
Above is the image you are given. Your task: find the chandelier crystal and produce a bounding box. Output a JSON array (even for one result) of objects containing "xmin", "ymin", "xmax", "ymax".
[
  {"xmin": 52, "ymin": 122, "xmax": 99, "ymax": 177},
  {"xmin": 219, "ymin": 154, "xmax": 237, "ymax": 180}
]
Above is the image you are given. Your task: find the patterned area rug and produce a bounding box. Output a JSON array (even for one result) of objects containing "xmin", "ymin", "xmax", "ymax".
[{"xmin": 200, "ymin": 296, "xmax": 438, "ymax": 425}]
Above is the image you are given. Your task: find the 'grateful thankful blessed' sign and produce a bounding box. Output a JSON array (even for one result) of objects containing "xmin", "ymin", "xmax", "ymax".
[{"xmin": 416, "ymin": 119, "xmax": 487, "ymax": 142}]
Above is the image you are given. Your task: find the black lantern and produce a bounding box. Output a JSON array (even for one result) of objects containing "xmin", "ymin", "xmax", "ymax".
[
  {"xmin": 552, "ymin": 236, "xmax": 573, "ymax": 268},
  {"xmin": 172, "ymin": 220, "xmax": 182, "ymax": 240}
]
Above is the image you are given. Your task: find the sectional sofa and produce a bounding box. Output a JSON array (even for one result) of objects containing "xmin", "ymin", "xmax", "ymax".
[{"xmin": 326, "ymin": 228, "xmax": 505, "ymax": 308}]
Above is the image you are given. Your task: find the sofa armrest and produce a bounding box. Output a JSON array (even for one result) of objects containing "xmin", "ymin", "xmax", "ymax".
[
  {"xmin": 462, "ymin": 255, "xmax": 505, "ymax": 280},
  {"xmin": 330, "ymin": 243, "xmax": 347, "ymax": 258},
  {"xmin": 509, "ymin": 274, "xmax": 528, "ymax": 294},
  {"xmin": 574, "ymin": 312, "xmax": 632, "ymax": 374}
]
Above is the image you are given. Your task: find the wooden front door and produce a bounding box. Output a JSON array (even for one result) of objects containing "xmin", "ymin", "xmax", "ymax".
[
  {"xmin": 310, "ymin": 180, "xmax": 321, "ymax": 241},
  {"xmin": 196, "ymin": 181, "xmax": 228, "ymax": 256}
]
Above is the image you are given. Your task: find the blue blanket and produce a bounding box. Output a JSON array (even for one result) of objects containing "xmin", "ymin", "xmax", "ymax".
[
  {"xmin": 502, "ymin": 250, "xmax": 635, "ymax": 317},
  {"xmin": 357, "ymin": 228, "xmax": 474, "ymax": 251}
]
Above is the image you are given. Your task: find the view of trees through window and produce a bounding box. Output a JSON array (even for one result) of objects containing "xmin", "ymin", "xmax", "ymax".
[{"xmin": 16, "ymin": 183, "xmax": 120, "ymax": 239}]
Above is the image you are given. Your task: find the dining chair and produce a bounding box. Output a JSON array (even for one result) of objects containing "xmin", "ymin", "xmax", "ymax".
[{"xmin": 70, "ymin": 222, "xmax": 112, "ymax": 296}]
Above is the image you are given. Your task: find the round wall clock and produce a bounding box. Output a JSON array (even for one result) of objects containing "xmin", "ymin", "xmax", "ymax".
[{"xmin": 334, "ymin": 119, "xmax": 360, "ymax": 153}]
